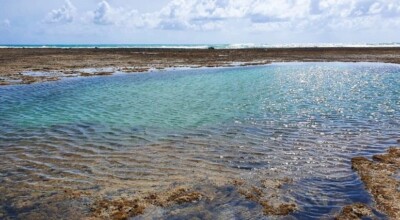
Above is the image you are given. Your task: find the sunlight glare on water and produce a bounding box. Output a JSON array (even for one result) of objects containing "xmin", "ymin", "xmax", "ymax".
[{"xmin": 0, "ymin": 62, "xmax": 399, "ymax": 219}]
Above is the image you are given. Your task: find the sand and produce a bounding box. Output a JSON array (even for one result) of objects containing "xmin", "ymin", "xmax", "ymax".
[{"xmin": 1, "ymin": 47, "xmax": 400, "ymax": 85}]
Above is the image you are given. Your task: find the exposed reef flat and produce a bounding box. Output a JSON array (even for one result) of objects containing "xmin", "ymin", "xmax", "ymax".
[
  {"xmin": 0, "ymin": 177, "xmax": 297, "ymax": 219},
  {"xmin": 233, "ymin": 178, "xmax": 297, "ymax": 216},
  {"xmin": 1, "ymin": 47, "xmax": 400, "ymax": 85},
  {"xmin": 81, "ymin": 177, "xmax": 297, "ymax": 219},
  {"xmin": 351, "ymin": 147, "xmax": 400, "ymax": 219},
  {"xmin": 89, "ymin": 186, "xmax": 203, "ymax": 219},
  {"xmin": 334, "ymin": 203, "xmax": 376, "ymax": 220}
]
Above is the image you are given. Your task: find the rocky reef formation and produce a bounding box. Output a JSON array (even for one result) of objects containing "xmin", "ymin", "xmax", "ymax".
[
  {"xmin": 334, "ymin": 203, "xmax": 375, "ymax": 220},
  {"xmin": 88, "ymin": 178, "xmax": 298, "ymax": 220},
  {"xmin": 90, "ymin": 187, "xmax": 203, "ymax": 219},
  {"xmin": 2, "ymin": 47, "xmax": 400, "ymax": 85},
  {"xmin": 233, "ymin": 178, "xmax": 297, "ymax": 216},
  {"xmin": 351, "ymin": 147, "xmax": 400, "ymax": 219}
]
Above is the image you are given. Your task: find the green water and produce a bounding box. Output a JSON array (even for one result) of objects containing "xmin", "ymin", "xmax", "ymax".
[
  {"xmin": 0, "ymin": 62, "xmax": 399, "ymax": 219},
  {"xmin": 3, "ymin": 63, "xmax": 398, "ymax": 130},
  {"xmin": 2, "ymin": 67, "xmax": 275, "ymax": 129}
]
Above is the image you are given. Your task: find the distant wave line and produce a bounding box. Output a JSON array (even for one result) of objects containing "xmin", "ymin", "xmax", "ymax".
[{"xmin": 1, "ymin": 43, "xmax": 400, "ymax": 49}]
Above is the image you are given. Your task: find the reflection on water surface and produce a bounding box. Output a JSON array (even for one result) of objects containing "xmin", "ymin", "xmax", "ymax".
[{"xmin": 0, "ymin": 63, "xmax": 399, "ymax": 219}]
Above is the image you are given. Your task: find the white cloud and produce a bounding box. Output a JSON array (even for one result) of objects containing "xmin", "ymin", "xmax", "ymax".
[
  {"xmin": 140, "ymin": 0, "xmax": 400, "ymax": 31},
  {"xmin": 138, "ymin": 0, "xmax": 312, "ymax": 30},
  {"xmin": 138, "ymin": 0, "xmax": 249, "ymax": 30},
  {"xmin": 45, "ymin": 0, "xmax": 76, "ymax": 24},
  {"xmin": 79, "ymin": 0, "xmax": 138, "ymax": 26},
  {"xmin": 247, "ymin": 0, "xmax": 311, "ymax": 23},
  {"xmin": 92, "ymin": 1, "xmax": 119, "ymax": 25},
  {"xmin": 42, "ymin": 0, "xmax": 400, "ymax": 33},
  {"xmin": 93, "ymin": 1, "xmax": 113, "ymax": 25},
  {"xmin": 313, "ymin": 0, "xmax": 400, "ymax": 31},
  {"xmin": 318, "ymin": 0, "xmax": 400, "ymax": 17},
  {"xmin": 1, "ymin": 19, "xmax": 11, "ymax": 27}
]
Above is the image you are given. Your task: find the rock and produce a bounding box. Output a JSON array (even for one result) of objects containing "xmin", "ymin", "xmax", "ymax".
[
  {"xmin": 90, "ymin": 186, "xmax": 203, "ymax": 219},
  {"xmin": 351, "ymin": 147, "xmax": 400, "ymax": 219},
  {"xmin": 235, "ymin": 178, "xmax": 297, "ymax": 216},
  {"xmin": 334, "ymin": 203, "xmax": 374, "ymax": 220}
]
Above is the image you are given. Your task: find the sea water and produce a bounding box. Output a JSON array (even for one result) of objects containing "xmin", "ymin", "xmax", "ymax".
[
  {"xmin": 0, "ymin": 62, "xmax": 399, "ymax": 219},
  {"xmin": 1, "ymin": 43, "xmax": 400, "ymax": 49}
]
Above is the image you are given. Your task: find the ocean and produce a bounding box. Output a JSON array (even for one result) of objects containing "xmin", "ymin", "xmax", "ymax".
[{"xmin": 1, "ymin": 43, "xmax": 400, "ymax": 49}]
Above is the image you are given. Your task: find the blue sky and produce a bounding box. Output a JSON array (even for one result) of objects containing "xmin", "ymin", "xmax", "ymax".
[{"xmin": 0, "ymin": 0, "xmax": 399, "ymax": 44}]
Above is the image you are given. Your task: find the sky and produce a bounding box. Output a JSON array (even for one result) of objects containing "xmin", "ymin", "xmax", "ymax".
[{"xmin": 0, "ymin": 0, "xmax": 399, "ymax": 44}]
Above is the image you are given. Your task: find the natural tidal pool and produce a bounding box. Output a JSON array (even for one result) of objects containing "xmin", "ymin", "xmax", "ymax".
[{"xmin": 0, "ymin": 62, "xmax": 399, "ymax": 219}]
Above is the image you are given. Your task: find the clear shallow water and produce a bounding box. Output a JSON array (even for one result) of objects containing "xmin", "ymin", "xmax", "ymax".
[{"xmin": 0, "ymin": 62, "xmax": 399, "ymax": 219}]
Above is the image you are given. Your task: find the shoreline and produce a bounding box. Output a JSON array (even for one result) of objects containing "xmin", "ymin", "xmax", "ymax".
[{"xmin": 1, "ymin": 47, "xmax": 400, "ymax": 86}]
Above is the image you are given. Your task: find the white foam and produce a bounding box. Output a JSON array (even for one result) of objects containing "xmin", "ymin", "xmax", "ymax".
[{"xmin": 1, "ymin": 43, "xmax": 400, "ymax": 49}]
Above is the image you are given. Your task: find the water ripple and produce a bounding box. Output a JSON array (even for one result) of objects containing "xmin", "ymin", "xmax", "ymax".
[{"xmin": 0, "ymin": 62, "xmax": 399, "ymax": 219}]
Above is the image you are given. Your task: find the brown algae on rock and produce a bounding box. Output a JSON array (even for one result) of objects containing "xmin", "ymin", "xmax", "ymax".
[
  {"xmin": 90, "ymin": 186, "xmax": 203, "ymax": 219},
  {"xmin": 89, "ymin": 180, "xmax": 297, "ymax": 219},
  {"xmin": 80, "ymin": 71, "xmax": 114, "ymax": 77},
  {"xmin": 91, "ymin": 198, "xmax": 147, "ymax": 220},
  {"xmin": 233, "ymin": 178, "xmax": 297, "ymax": 216},
  {"xmin": 351, "ymin": 147, "xmax": 400, "ymax": 219},
  {"xmin": 334, "ymin": 203, "xmax": 374, "ymax": 220}
]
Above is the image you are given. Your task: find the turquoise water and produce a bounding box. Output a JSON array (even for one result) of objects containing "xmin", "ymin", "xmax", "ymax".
[{"xmin": 0, "ymin": 62, "xmax": 399, "ymax": 219}]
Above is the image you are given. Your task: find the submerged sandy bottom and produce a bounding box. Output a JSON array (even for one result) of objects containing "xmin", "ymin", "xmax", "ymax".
[{"xmin": 0, "ymin": 63, "xmax": 399, "ymax": 219}]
